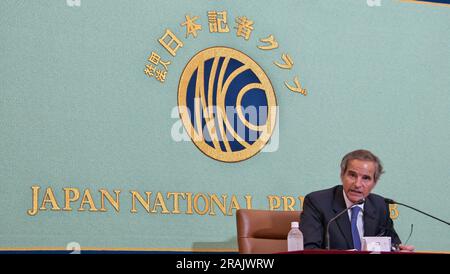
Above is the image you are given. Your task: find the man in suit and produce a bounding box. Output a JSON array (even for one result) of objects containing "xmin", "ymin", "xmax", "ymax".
[{"xmin": 299, "ymin": 149, "xmax": 415, "ymax": 251}]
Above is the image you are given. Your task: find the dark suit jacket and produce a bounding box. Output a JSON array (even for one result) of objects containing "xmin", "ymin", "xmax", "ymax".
[{"xmin": 299, "ymin": 185, "xmax": 401, "ymax": 250}]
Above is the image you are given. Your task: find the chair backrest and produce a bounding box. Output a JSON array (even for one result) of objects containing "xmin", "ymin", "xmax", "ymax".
[{"xmin": 236, "ymin": 209, "xmax": 301, "ymax": 254}]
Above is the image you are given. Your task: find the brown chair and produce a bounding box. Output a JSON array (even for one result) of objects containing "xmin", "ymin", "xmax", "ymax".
[{"xmin": 236, "ymin": 209, "xmax": 301, "ymax": 254}]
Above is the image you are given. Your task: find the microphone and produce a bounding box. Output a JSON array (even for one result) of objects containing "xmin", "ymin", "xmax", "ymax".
[
  {"xmin": 384, "ymin": 198, "xmax": 450, "ymax": 226},
  {"xmin": 326, "ymin": 198, "xmax": 365, "ymax": 250}
]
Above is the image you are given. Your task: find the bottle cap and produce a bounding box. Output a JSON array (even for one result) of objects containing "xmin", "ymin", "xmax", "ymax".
[{"xmin": 291, "ymin": 221, "xmax": 299, "ymax": 228}]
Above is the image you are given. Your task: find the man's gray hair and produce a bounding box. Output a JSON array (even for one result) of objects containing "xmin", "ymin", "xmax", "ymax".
[{"xmin": 340, "ymin": 149, "xmax": 384, "ymax": 182}]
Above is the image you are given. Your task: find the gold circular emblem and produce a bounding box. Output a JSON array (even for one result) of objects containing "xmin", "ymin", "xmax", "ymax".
[{"xmin": 178, "ymin": 47, "xmax": 277, "ymax": 162}]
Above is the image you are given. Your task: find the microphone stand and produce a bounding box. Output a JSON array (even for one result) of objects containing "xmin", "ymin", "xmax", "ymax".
[
  {"xmin": 326, "ymin": 208, "xmax": 350, "ymax": 250},
  {"xmin": 385, "ymin": 198, "xmax": 450, "ymax": 226},
  {"xmin": 326, "ymin": 199, "xmax": 365, "ymax": 250}
]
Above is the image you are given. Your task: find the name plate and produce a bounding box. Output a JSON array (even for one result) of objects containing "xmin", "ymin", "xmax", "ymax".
[{"xmin": 362, "ymin": 237, "xmax": 391, "ymax": 252}]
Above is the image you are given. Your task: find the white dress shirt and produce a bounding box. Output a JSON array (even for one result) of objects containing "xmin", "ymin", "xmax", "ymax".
[{"xmin": 343, "ymin": 190, "xmax": 364, "ymax": 242}]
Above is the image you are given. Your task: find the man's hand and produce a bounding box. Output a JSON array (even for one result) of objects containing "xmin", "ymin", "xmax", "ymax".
[{"xmin": 398, "ymin": 244, "xmax": 415, "ymax": 252}]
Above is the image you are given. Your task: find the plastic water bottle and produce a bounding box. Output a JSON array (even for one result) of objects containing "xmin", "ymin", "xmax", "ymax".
[{"xmin": 287, "ymin": 221, "xmax": 304, "ymax": 251}]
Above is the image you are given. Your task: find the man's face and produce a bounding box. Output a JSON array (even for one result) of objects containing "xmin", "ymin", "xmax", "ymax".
[{"xmin": 341, "ymin": 159, "xmax": 377, "ymax": 203}]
